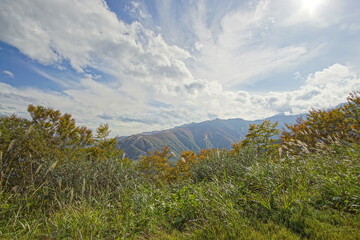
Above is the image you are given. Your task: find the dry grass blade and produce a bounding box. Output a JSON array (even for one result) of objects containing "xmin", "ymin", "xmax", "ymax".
[
  {"xmin": 6, "ymin": 140, "xmax": 16, "ymax": 153},
  {"xmin": 45, "ymin": 160, "xmax": 58, "ymax": 176}
]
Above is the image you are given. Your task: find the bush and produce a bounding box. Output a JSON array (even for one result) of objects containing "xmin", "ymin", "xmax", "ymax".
[{"xmin": 190, "ymin": 147, "xmax": 261, "ymax": 182}]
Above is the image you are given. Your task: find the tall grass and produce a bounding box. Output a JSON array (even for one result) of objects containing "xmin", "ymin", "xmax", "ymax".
[{"xmin": 1, "ymin": 144, "xmax": 360, "ymax": 239}]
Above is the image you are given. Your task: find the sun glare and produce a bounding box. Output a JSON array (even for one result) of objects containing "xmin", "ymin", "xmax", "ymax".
[{"xmin": 302, "ymin": 0, "xmax": 324, "ymax": 15}]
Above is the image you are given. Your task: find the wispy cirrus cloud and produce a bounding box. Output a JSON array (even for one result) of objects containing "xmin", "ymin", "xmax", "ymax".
[{"xmin": 2, "ymin": 70, "xmax": 14, "ymax": 78}]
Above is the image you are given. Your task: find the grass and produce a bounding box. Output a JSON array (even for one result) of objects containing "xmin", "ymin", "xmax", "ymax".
[{"xmin": 1, "ymin": 144, "xmax": 360, "ymax": 239}]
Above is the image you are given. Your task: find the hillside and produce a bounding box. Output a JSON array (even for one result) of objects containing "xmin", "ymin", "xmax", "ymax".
[{"xmin": 117, "ymin": 114, "xmax": 303, "ymax": 159}]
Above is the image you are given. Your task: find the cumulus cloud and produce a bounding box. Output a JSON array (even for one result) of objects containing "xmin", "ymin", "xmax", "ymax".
[
  {"xmin": 289, "ymin": 64, "xmax": 359, "ymax": 112},
  {"xmin": 181, "ymin": 63, "xmax": 360, "ymax": 121},
  {"xmin": 0, "ymin": 0, "xmax": 191, "ymax": 90},
  {"xmin": 246, "ymin": 64, "xmax": 360, "ymax": 116},
  {"xmin": 0, "ymin": 0, "xmax": 203, "ymax": 125}
]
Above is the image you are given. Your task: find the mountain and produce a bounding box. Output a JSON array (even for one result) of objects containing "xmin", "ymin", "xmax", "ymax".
[{"xmin": 117, "ymin": 114, "xmax": 303, "ymax": 159}]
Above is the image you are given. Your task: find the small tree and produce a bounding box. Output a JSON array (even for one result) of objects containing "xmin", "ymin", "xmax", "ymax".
[
  {"xmin": 0, "ymin": 105, "xmax": 124, "ymax": 189},
  {"xmin": 27, "ymin": 104, "xmax": 93, "ymax": 158},
  {"xmin": 232, "ymin": 120, "xmax": 280, "ymax": 156},
  {"xmin": 174, "ymin": 151, "xmax": 198, "ymax": 180},
  {"xmin": 281, "ymin": 91, "xmax": 360, "ymax": 154},
  {"xmin": 86, "ymin": 123, "xmax": 125, "ymax": 161},
  {"xmin": 138, "ymin": 146, "xmax": 175, "ymax": 183}
]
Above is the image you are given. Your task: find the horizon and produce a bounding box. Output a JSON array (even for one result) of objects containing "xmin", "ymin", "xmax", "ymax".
[
  {"xmin": 1, "ymin": 0, "xmax": 359, "ymax": 136},
  {"xmin": 120, "ymin": 111, "xmax": 306, "ymax": 138}
]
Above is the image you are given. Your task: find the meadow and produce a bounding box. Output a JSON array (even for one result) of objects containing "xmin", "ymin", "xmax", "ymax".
[{"xmin": 1, "ymin": 92, "xmax": 359, "ymax": 239}]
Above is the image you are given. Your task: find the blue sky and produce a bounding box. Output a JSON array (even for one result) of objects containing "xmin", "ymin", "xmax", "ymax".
[{"xmin": 0, "ymin": 0, "xmax": 359, "ymax": 135}]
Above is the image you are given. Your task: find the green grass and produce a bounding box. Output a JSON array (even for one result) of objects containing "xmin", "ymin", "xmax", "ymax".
[{"xmin": 1, "ymin": 144, "xmax": 360, "ymax": 239}]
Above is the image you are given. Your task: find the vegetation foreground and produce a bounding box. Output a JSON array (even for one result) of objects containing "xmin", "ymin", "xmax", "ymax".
[{"xmin": 1, "ymin": 92, "xmax": 359, "ymax": 239}]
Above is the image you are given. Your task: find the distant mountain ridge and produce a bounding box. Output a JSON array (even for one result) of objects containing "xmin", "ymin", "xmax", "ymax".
[{"xmin": 117, "ymin": 114, "xmax": 304, "ymax": 159}]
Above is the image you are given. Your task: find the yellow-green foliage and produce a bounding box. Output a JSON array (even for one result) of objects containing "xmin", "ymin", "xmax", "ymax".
[
  {"xmin": 282, "ymin": 91, "xmax": 360, "ymax": 154},
  {"xmin": 0, "ymin": 105, "xmax": 125, "ymax": 190},
  {"xmin": 138, "ymin": 146, "xmax": 176, "ymax": 183},
  {"xmin": 86, "ymin": 123, "xmax": 125, "ymax": 161},
  {"xmin": 232, "ymin": 120, "xmax": 280, "ymax": 157}
]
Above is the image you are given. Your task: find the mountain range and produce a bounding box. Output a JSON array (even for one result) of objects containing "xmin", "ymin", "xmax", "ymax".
[{"xmin": 117, "ymin": 113, "xmax": 304, "ymax": 159}]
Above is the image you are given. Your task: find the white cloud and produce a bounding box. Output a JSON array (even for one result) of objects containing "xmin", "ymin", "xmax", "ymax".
[
  {"xmin": 0, "ymin": 0, "xmax": 189, "ymax": 78},
  {"xmin": 0, "ymin": 63, "xmax": 358, "ymax": 135},
  {"xmin": 0, "ymin": 0, "xmax": 198, "ymax": 109},
  {"xmin": 125, "ymin": 1, "xmax": 151, "ymax": 20},
  {"xmin": 153, "ymin": 0, "xmax": 319, "ymax": 88},
  {"xmin": 289, "ymin": 64, "xmax": 360, "ymax": 112},
  {"xmin": 30, "ymin": 67, "xmax": 74, "ymax": 88},
  {"xmin": 182, "ymin": 63, "xmax": 360, "ymax": 121},
  {"xmin": 0, "ymin": 81, "xmax": 185, "ymax": 135},
  {"xmin": 253, "ymin": 64, "xmax": 360, "ymax": 115},
  {"xmin": 2, "ymin": 70, "xmax": 15, "ymax": 78},
  {"xmin": 0, "ymin": 0, "xmax": 359, "ymax": 136}
]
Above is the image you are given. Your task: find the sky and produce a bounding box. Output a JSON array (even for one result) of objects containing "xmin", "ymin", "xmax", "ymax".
[{"xmin": 0, "ymin": 0, "xmax": 359, "ymax": 136}]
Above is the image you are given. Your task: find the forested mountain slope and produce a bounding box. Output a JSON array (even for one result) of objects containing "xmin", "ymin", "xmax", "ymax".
[{"xmin": 117, "ymin": 114, "xmax": 302, "ymax": 159}]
